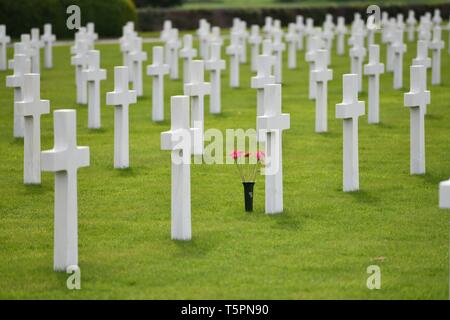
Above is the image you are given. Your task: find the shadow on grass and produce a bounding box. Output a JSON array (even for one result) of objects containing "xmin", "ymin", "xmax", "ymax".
[
  {"xmin": 172, "ymin": 238, "xmax": 215, "ymax": 258},
  {"xmin": 114, "ymin": 167, "xmax": 137, "ymax": 177},
  {"xmin": 345, "ymin": 189, "xmax": 380, "ymax": 205},
  {"xmin": 9, "ymin": 138, "xmax": 23, "ymax": 146},
  {"xmin": 426, "ymin": 114, "xmax": 444, "ymax": 121},
  {"xmin": 414, "ymin": 171, "xmax": 445, "ymax": 186},
  {"xmin": 269, "ymin": 210, "xmax": 302, "ymax": 231},
  {"xmin": 87, "ymin": 128, "xmax": 108, "ymax": 134},
  {"xmin": 376, "ymin": 122, "xmax": 395, "ymax": 130},
  {"xmin": 23, "ymin": 183, "xmax": 49, "ymax": 195}
]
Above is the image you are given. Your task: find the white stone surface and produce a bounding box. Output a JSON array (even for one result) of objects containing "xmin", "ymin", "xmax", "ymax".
[
  {"xmin": 41, "ymin": 24, "xmax": 56, "ymax": 69},
  {"xmin": 429, "ymin": 26, "xmax": 444, "ymax": 85},
  {"xmin": 41, "ymin": 110, "xmax": 90, "ymax": 271},
  {"xmin": 128, "ymin": 37, "xmax": 148, "ymax": 97},
  {"xmin": 81, "ymin": 50, "xmax": 107, "ymax": 129},
  {"xmin": 179, "ymin": 34, "xmax": 197, "ymax": 84},
  {"xmin": 0, "ymin": 25, "xmax": 10, "ymax": 70},
  {"xmin": 312, "ymin": 49, "xmax": 333, "ymax": 132},
  {"xmin": 336, "ymin": 74, "xmax": 365, "ymax": 192},
  {"xmin": 251, "ymin": 54, "xmax": 275, "ymax": 141},
  {"xmin": 272, "ymin": 31, "xmax": 285, "ymax": 83},
  {"xmin": 147, "ymin": 46, "xmax": 169, "ymax": 122},
  {"xmin": 6, "ymin": 49, "xmax": 31, "ymax": 138},
  {"xmin": 205, "ymin": 43, "xmax": 225, "ymax": 114},
  {"xmin": 406, "ymin": 10, "xmax": 417, "ymax": 42},
  {"xmin": 71, "ymin": 40, "xmax": 89, "ymax": 105},
  {"xmin": 285, "ymin": 23, "xmax": 297, "ymax": 69},
  {"xmin": 249, "ymin": 25, "xmax": 262, "ymax": 71},
  {"xmin": 392, "ymin": 29, "xmax": 407, "ymax": 89},
  {"xmin": 226, "ymin": 33, "xmax": 241, "ymax": 88},
  {"xmin": 363, "ymin": 45, "xmax": 384, "ymax": 124},
  {"xmin": 161, "ymin": 96, "xmax": 192, "ymax": 240},
  {"xmin": 106, "ymin": 66, "xmax": 137, "ymax": 169},
  {"xmin": 295, "ymin": 15, "xmax": 305, "ymax": 50},
  {"xmin": 184, "ymin": 60, "xmax": 211, "ymax": 156},
  {"xmin": 336, "ymin": 17, "xmax": 347, "ymax": 55},
  {"xmin": 439, "ymin": 180, "xmax": 450, "ymax": 209},
  {"xmin": 166, "ymin": 29, "xmax": 181, "ymax": 80},
  {"xmin": 15, "ymin": 74, "xmax": 50, "ymax": 184},
  {"xmin": 404, "ymin": 65, "xmax": 430, "ymax": 175},
  {"xmin": 349, "ymin": 33, "xmax": 366, "ymax": 92},
  {"xmin": 257, "ymin": 84, "xmax": 290, "ymax": 214},
  {"xmin": 30, "ymin": 28, "xmax": 43, "ymax": 73}
]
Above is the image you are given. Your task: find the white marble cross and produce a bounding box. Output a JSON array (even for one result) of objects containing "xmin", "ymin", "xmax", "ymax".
[
  {"xmin": 312, "ymin": 49, "xmax": 333, "ymax": 133},
  {"xmin": 147, "ymin": 46, "xmax": 169, "ymax": 122},
  {"xmin": 6, "ymin": 51, "xmax": 31, "ymax": 138},
  {"xmin": 385, "ymin": 18, "xmax": 396, "ymax": 72},
  {"xmin": 120, "ymin": 24, "xmax": 137, "ymax": 77},
  {"xmin": 295, "ymin": 15, "xmax": 305, "ymax": 50},
  {"xmin": 128, "ymin": 37, "xmax": 148, "ymax": 97},
  {"xmin": 349, "ymin": 33, "xmax": 366, "ymax": 92},
  {"xmin": 248, "ymin": 25, "xmax": 262, "ymax": 72},
  {"xmin": 0, "ymin": 25, "xmax": 11, "ymax": 70},
  {"xmin": 21, "ymin": 34, "xmax": 37, "ymax": 69},
  {"xmin": 81, "ymin": 50, "xmax": 107, "ymax": 129},
  {"xmin": 272, "ymin": 30, "xmax": 285, "ymax": 83},
  {"xmin": 322, "ymin": 24, "xmax": 334, "ymax": 65},
  {"xmin": 161, "ymin": 96, "xmax": 192, "ymax": 240},
  {"xmin": 439, "ymin": 178, "xmax": 450, "ymax": 208},
  {"xmin": 15, "ymin": 74, "xmax": 49, "ymax": 184},
  {"xmin": 404, "ymin": 65, "xmax": 430, "ymax": 175},
  {"xmin": 252, "ymin": 54, "xmax": 275, "ymax": 141},
  {"xmin": 336, "ymin": 17, "xmax": 347, "ymax": 55},
  {"xmin": 197, "ymin": 19, "xmax": 211, "ymax": 60},
  {"xmin": 263, "ymin": 16, "xmax": 273, "ymax": 38},
  {"xmin": 285, "ymin": 23, "xmax": 297, "ymax": 69},
  {"xmin": 432, "ymin": 9, "xmax": 442, "ymax": 25},
  {"xmin": 392, "ymin": 29, "xmax": 407, "ymax": 89},
  {"xmin": 412, "ymin": 40, "xmax": 431, "ymax": 70},
  {"xmin": 363, "ymin": 44, "xmax": 385, "ymax": 124},
  {"xmin": 184, "ymin": 60, "xmax": 211, "ymax": 156},
  {"xmin": 226, "ymin": 33, "xmax": 241, "ymax": 88},
  {"xmin": 41, "ymin": 24, "xmax": 56, "ymax": 69},
  {"xmin": 205, "ymin": 43, "xmax": 225, "ymax": 114},
  {"xmin": 257, "ymin": 84, "xmax": 290, "ymax": 214},
  {"xmin": 106, "ymin": 66, "xmax": 137, "ymax": 169},
  {"xmin": 30, "ymin": 28, "xmax": 43, "ymax": 73},
  {"xmin": 406, "ymin": 10, "xmax": 417, "ymax": 41},
  {"xmin": 86, "ymin": 22, "xmax": 98, "ymax": 49},
  {"xmin": 418, "ymin": 16, "xmax": 432, "ymax": 46},
  {"xmin": 336, "ymin": 74, "xmax": 365, "ymax": 192},
  {"xmin": 305, "ymin": 36, "xmax": 321, "ymax": 100},
  {"xmin": 167, "ymin": 29, "xmax": 181, "ymax": 80},
  {"xmin": 41, "ymin": 110, "xmax": 90, "ymax": 271},
  {"xmin": 237, "ymin": 20, "xmax": 248, "ymax": 64},
  {"xmin": 179, "ymin": 34, "xmax": 197, "ymax": 84},
  {"xmin": 429, "ymin": 26, "xmax": 444, "ymax": 85},
  {"xmin": 160, "ymin": 20, "xmax": 172, "ymax": 42},
  {"xmin": 71, "ymin": 40, "xmax": 89, "ymax": 105},
  {"xmin": 8, "ymin": 42, "xmax": 28, "ymax": 70}
]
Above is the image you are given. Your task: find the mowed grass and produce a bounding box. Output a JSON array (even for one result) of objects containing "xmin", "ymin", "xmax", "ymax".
[{"xmin": 0, "ymin": 31, "xmax": 450, "ymax": 299}]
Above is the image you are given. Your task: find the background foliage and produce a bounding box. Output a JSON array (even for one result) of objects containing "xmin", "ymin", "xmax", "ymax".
[{"xmin": 0, "ymin": 0, "xmax": 137, "ymax": 38}]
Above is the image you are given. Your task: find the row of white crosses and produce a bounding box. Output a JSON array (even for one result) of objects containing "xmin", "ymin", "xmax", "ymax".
[{"xmin": 6, "ymin": 55, "xmax": 90, "ymax": 269}]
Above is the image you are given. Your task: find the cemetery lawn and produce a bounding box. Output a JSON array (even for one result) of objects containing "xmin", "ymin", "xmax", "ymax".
[{"xmin": 1, "ymin": 34, "xmax": 449, "ymax": 299}]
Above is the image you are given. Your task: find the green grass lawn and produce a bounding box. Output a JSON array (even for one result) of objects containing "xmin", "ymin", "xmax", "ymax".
[{"xmin": 0, "ymin": 32, "xmax": 450, "ymax": 299}]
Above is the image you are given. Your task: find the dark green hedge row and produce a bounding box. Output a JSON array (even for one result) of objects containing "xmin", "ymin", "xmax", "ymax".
[
  {"xmin": 138, "ymin": 3, "xmax": 450, "ymax": 31},
  {"xmin": 0, "ymin": 0, "xmax": 137, "ymax": 38}
]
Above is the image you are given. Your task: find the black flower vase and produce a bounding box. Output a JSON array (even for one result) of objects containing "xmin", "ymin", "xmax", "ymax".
[{"xmin": 242, "ymin": 182, "xmax": 255, "ymax": 212}]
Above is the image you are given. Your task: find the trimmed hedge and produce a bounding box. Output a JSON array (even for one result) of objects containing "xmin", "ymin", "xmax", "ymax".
[
  {"xmin": 0, "ymin": 0, "xmax": 137, "ymax": 38},
  {"xmin": 138, "ymin": 3, "xmax": 450, "ymax": 31}
]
